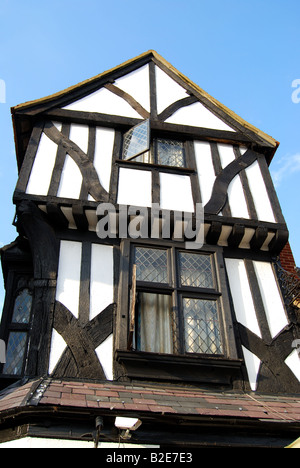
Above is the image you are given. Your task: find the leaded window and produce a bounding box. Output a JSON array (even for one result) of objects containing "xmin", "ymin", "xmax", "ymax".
[
  {"xmin": 122, "ymin": 120, "xmax": 186, "ymax": 168},
  {"xmin": 131, "ymin": 245, "xmax": 224, "ymax": 356},
  {"xmin": 2, "ymin": 288, "xmax": 33, "ymax": 376},
  {"xmin": 123, "ymin": 120, "xmax": 150, "ymax": 162}
]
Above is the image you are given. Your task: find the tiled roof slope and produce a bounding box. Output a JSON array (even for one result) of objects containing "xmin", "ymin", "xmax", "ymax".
[{"xmin": 0, "ymin": 378, "xmax": 300, "ymax": 423}]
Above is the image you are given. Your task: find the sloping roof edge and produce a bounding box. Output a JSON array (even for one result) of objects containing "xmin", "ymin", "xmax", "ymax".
[
  {"xmin": 11, "ymin": 50, "xmax": 279, "ymax": 150},
  {"xmin": 1, "ymin": 377, "xmax": 299, "ymax": 424}
]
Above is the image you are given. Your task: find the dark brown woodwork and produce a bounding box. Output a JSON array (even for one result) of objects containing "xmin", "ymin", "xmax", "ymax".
[
  {"xmin": 204, "ymin": 149, "xmax": 259, "ymax": 214},
  {"xmin": 53, "ymin": 301, "xmax": 106, "ymax": 380},
  {"xmin": 43, "ymin": 121, "xmax": 109, "ymax": 202},
  {"xmin": 104, "ymin": 83, "xmax": 150, "ymax": 119}
]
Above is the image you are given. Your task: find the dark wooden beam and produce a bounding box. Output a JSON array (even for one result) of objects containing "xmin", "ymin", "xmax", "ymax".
[
  {"xmin": 43, "ymin": 108, "xmax": 261, "ymax": 147},
  {"xmin": 157, "ymin": 95, "xmax": 198, "ymax": 121},
  {"xmin": 104, "ymin": 83, "xmax": 150, "ymax": 119},
  {"xmin": 204, "ymin": 149, "xmax": 259, "ymax": 215}
]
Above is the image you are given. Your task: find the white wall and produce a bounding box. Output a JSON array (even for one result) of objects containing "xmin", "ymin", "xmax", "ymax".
[{"xmin": 50, "ymin": 240, "xmax": 114, "ymax": 377}]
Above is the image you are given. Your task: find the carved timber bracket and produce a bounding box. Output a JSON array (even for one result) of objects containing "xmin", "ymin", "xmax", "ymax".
[
  {"xmin": 15, "ymin": 200, "xmax": 60, "ymax": 375},
  {"xmin": 15, "ymin": 199, "xmax": 59, "ymax": 280}
]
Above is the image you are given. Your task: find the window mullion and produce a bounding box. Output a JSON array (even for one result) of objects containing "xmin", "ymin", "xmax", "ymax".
[{"xmin": 170, "ymin": 246, "xmax": 182, "ymax": 354}]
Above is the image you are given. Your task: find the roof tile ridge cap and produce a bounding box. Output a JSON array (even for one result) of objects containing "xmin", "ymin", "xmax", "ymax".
[{"xmin": 26, "ymin": 376, "xmax": 52, "ymax": 407}]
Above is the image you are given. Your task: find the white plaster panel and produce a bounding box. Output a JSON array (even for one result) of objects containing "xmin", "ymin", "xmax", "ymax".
[
  {"xmin": 94, "ymin": 127, "xmax": 115, "ymax": 192},
  {"xmin": 227, "ymin": 174, "xmax": 250, "ymax": 219},
  {"xmin": 56, "ymin": 240, "xmax": 82, "ymax": 319},
  {"xmin": 218, "ymin": 143, "xmax": 249, "ymax": 219},
  {"xmin": 155, "ymin": 65, "xmax": 188, "ymax": 114},
  {"xmin": 218, "ymin": 143, "xmax": 235, "ymax": 167},
  {"xmin": 285, "ymin": 350, "xmax": 300, "ymax": 382},
  {"xmin": 239, "ymin": 228, "xmax": 255, "ymax": 249},
  {"xmin": 57, "ymin": 124, "xmax": 91, "ymax": 199},
  {"xmin": 253, "ymin": 261, "xmax": 288, "ymax": 338},
  {"xmin": 63, "ymin": 87, "xmax": 141, "ymax": 118},
  {"xmin": 217, "ymin": 225, "xmax": 232, "ymax": 247},
  {"xmin": 117, "ymin": 168, "xmax": 152, "ymax": 207},
  {"xmin": 26, "ymin": 132, "xmax": 58, "ymax": 196},
  {"xmin": 48, "ymin": 329, "xmax": 67, "ymax": 375},
  {"xmin": 85, "ymin": 209, "xmax": 98, "ymax": 232},
  {"xmin": 194, "ymin": 141, "xmax": 215, "ymax": 206},
  {"xmin": 225, "ymin": 258, "xmax": 261, "ymax": 337},
  {"xmin": 90, "ymin": 243, "xmax": 114, "ymax": 320},
  {"xmin": 245, "ymin": 160, "xmax": 276, "ymax": 223},
  {"xmin": 60, "ymin": 207, "xmax": 77, "ymax": 230},
  {"xmin": 166, "ymin": 101, "xmax": 235, "ymax": 131},
  {"xmin": 115, "ymin": 64, "xmax": 150, "ymax": 112},
  {"xmin": 0, "ymin": 438, "xmax": 159, "ymax": 449},
  {"xmin": 95, "ymin": 334, "xmax": 113, "ymax": 380},
  {"xmin": 242, "ymin": 346, "xmax": 261, "ymax": 391},
  {"xmin": 160, "ymin": 173, "xmax": 194, "ymax": 213},
  {"xmin": 69, "ymin": 123, "xmax": 89, "ymax": 153},
  {"xmin": 57, "ymin": 155, "xmax": 83, "ymax": 199},
  {"xmin": 260, "ymin": 232, "xmax": 275, "ymax": 251}
]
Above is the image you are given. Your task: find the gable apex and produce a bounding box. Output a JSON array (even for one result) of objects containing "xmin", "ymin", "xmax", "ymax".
[{"xmin": 11, "ymin": 50, "xmax": 279, "ymax": 169}]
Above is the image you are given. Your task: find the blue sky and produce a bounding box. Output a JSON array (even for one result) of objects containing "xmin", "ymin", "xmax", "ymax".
[{"xmin": 0, "ymin": 0, "xmax": 299, "ymax": 312}]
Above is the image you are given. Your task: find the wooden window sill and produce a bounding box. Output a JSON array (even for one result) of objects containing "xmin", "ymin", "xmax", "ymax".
[
  {"xmin": 116, "ymin": 350, "xmax": 242, "ymax": 386},
  {"xmin": 116, "ymin": 159, "xmax": 195, "ymax": 174}
]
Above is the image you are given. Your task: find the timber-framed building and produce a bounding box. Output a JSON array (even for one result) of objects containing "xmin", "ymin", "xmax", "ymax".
[{"xmin": 0, "ymin": 51, "xmax": 299, "ymax": 448}]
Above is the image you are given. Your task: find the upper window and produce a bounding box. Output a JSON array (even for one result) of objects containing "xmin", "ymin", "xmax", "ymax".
[
  {"xmin": 131, "ymin": 245, "xmax": 223, "ymax": 356},
  {"xmin": 122, "ymin": 120, "xmax": 186, "ymax": 168}
]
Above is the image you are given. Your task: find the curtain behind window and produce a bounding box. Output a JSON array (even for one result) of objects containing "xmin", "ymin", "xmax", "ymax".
[{"xmin": 137, "ymin": 292, "xmax": 173, "ymax": 354}]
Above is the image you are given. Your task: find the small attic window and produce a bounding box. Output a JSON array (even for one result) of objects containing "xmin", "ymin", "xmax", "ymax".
[{"xmin": 122, "ymin": 120, "xmax": 186, "ymax": 168}]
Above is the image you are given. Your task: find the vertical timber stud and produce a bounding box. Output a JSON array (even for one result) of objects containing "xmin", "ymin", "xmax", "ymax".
[
  {"xmin": 149, "ymin": 60, "xmax": 158, "ymax": 119},
  {"xmin": 16, "ymin": 200, "xmax": 59, "ymax": 377},
  {"xmin": 127, "ymin": 264, "xmax": 137, "ymax": 350}
]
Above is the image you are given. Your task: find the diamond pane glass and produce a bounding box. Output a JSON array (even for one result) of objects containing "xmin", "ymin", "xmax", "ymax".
[
  {"xmin": 179, "ymin": 253, "xmax": 214, "ymax": 289},
  {"xmin": 156, "ymin": 138, "xmax": 185, "ymax": 167},
  {"xmin": 3, "ymin": 332, "xmax": 27, "ymax": 375},
  {"xmin": 183, "ymin": 298, "xmax": 223, "ymax": 354},
  {"xmin": 135, "ymin": 247, "xmax": 168, "ymax": 283},
  {"xmin": 131, "ymin": 151, "xmax": 152, "ymax": 163},
  {"xmin": 12, "ymin": 289, "xmax": 32, "ymax": 324},
  {"xmin": 123, "ymin": 120, "xmax": 150, "ymax": 160}
]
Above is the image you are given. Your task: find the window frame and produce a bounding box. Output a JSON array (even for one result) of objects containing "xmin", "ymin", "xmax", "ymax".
[
  {"xmin": 115, "ymin": 239, "xmax": 242, "ymax": 385},
  {"xmin": 121, "ymin": 120, "xmax": 187, "ymax": 169},
  {"xmin": 116, "ymin": 124, "xmax": 201, "ymax": 211},
  {"xmin": 0, "ymin": 279, "xmax": 33, "ymax": 377},
  {"xmin": 116, "ymin": 239, "xmax": 238, "ymax": 358},
  {"xmin": 131, "ymin": 243, "xmax": 225, "ymax": 357}
]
